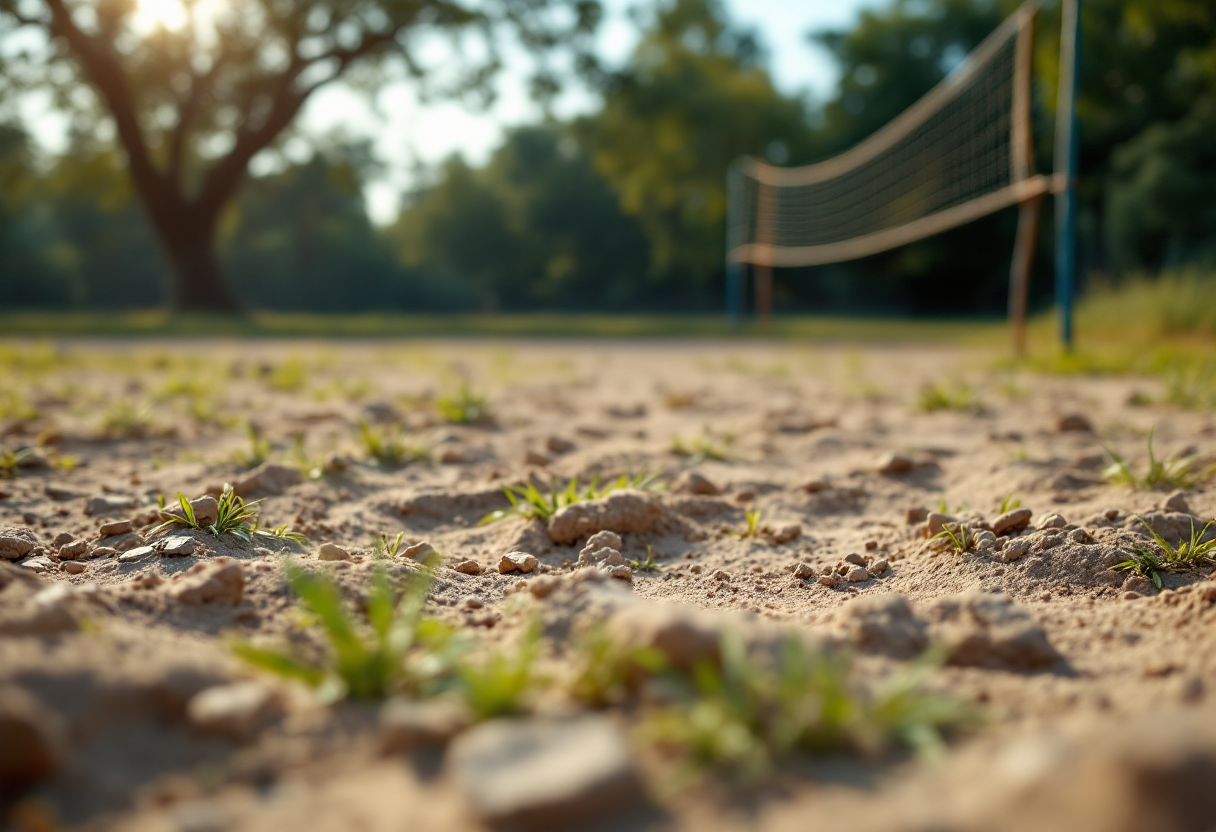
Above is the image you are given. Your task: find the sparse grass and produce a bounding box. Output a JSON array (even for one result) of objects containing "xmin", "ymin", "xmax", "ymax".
[
  {"xmin": 1102, "ymin": 427, "xmax": 1204, "ymax": 489},
  {"xmin": 359, "ymin": 420, "xmax": 429, "ymax": 467},
  {"xmin": 568, "ymin": 624, "xmax": 667, "ymax": 708},
  {"xmin": 914, "ymin": 381, "xmax": 980, "ymax": 413},
  {"xmin": 670, "ymin": 431, "xmax": 733, "ymax": 462},
  {"xmin": 232, "ymin": 562, "xmax": 460, "ymax": 702},
  {"xmin": 728, "ymin": 509, "xmax": 762, "ymax": 538},
  {"xmin": 0, "ymin": 447, "xmax": 39, "ymax": 479},
  {"xmin": 479, "ymin": 472, "xmax": 663, "ymax": 525},
  {"xmin": 1111, "ymin": 546, "xmax": 1168, "ymax": 590},
  {"xmin": 644, "ymin": 632, "xmax": 969, "ymax": 782},
  {"xmin": 269, "ymin": 356, "xmax": 308, "ymax": 392},
  {"xmin": 153, "ymin": 484, "xmax": 308, "ymax": 544},
  {"xmin": 998, "ymin": 495, "xmax": 1023, "ymax": 513},
  {"xmin": 371, "ymin": 531, "xmax": 406, "ymax": 560},
  {"xmin": 457, "ymin": 619, "xmax": 542, "ymax": 719},
  {"xmin": 436, "ymin": 385, "xmax": 490, "ymax": 424},
  {"xmin": 1136, "ymin": 515, "xmax": 1216, "ymax": 567},
  {"xmin": 631, "ymin": 545, "xmax": 662, "ymax": 573},
  {"xmin": 932, "ymin": 523, "xmax": 974, "ymax": 553},
  {"xmin": 232, "ymin": 422, "xmax": 271, "ymax": 469},
  {"xmin": 101, "ymin": 400, "xmax": 153, "ymax": 439},
  {"xmin": 0, "ymin": 388, "xmax": 38, "ymax": 421}
]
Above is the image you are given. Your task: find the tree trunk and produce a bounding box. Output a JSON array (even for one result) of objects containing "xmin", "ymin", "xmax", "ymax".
[{"xmin": 158, "ymin": 212, "xmax": 243, "ymax": 313}]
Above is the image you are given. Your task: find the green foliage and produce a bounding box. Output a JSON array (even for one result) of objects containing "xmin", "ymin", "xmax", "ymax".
[
  {"xmin": 100, "ymin": 400, "xmax": 152, "ymax": 439},
  {"xmin": 154, "ymin": 484, "xmax": 307, "ymax": 544},
  {"xmin": 269, "ymin": 357, "xmax": 308, "ymax": 392},
  {"xmin": 371, "ymin": 531, "xmax": 406, "ymax": 560},
  {"xmin": 1135, "ymin": 515, "xmax": 1216, "ymax": 567},
  {"xmin": 436, "ymin": 385, "xmax": 490, "ymax": 425},
  {"xmin": 932, "ymin": 523, "xmax": 974, "ymax": 554},
  {"xmin": 0, "ymin": 447, "xmax": 39, "ymax": 479},
  {"xmin": 479, "ymin": 472, "xmax": 663, "ymax": 525},
  {"xmin": 728, "ymin": 509, "xmax": 762, "ymax": 538},
  {"xmin": 998, "ymin": 495, "xmax": 1023, "ymax": 513},
  {"xmin": 232, "ymin": 563, "xmax": 459, "ymax": 702},
  {"xmin": 457, "ymin": 620, "xmax": 543, "ymax": 719},
  {"xmin": 670, "ymin": 432, "xmax": 733, "ymax": 462},
  {"xmin": 644, "ymin": 632, "xmax": 969, "ymax": 782},
  {"xmin": 631, "ymin": 545, "xmax": 662, "ymax": 573},
  {"xmin": 1111, "ymin": 546, "xmax": 1167, "ymax": 590},
  {"xmin": 568, "ymin": 624, "xmax": 668, "ymax": 708},
  {"xmin": 914, "ymin": 381, "xmax": 979, "ymax": 413},
  {"xmin": 233, "ymin": 423, "xmax": 271, "ymax": 469},
  {"xmin": 359, "ymin": 420, "xmax": 428, "ymax": 467},
  {"xmin": 1102, "ymin": 427, "xmax": 1203, "ymax": 489}
]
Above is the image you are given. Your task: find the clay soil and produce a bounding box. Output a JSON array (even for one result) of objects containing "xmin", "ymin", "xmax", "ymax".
[{"xmin": 2, "ymin": 338, "xmax": 1216, "ymax": 832}]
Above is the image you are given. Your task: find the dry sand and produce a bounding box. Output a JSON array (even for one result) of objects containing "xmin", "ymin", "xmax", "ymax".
[{"xmin": 1, "ymin": 339, "xmax": 1215, "ymax": 831}]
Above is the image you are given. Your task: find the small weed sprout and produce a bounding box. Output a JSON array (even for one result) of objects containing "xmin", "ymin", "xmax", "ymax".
[
  {"xmin": 359, "ymin": 420, "xmax": 428, "ymax": 467},
  {"xmin": 728, "ymin": 510, "xmax": 762, "ymax": 538},
  {"xmin": 915, "ymin": 382, "xmax": 980, "ymax": 413},
  {"xmin": 436, "ymin": 385, "xmax": 490, "ymax": 424},
  {"xmin": 479, "ymin": 472, "xmax": 662, "ymax": 525},
  {"xmin": 1103, "ymin": 427, "xmax": 1202, "ymax": 489},
  {"xmin": 233, "ymin": 423, "xmax": 271, "ymax": 469},
  {"xmin": 101, "ymin": 400, "xmax": 153, "ymax": 439},
  {"xmin": 269, "ymin": 356, "xmax": 307, "ymax": 392},
  {"xmin": 457, "ymin": 619, "xmax": 542, "ymax": 719},
  {"xmin": 632, "ymin": 545, "xmax": 662, "ymax": 573},
  {"xmin": 932, "ymin": 523, "xmax": 974, "ymax": 553},
  {"xmin": 0, "ymin": 447, "xmax": 40, "ymax": 479},
  {"xmin": 372, "ymin": 531, "xmax": 406, "ymax": 559},
  {"xmin": 670, "ymin": 431, "xmax": 733, "ymax": 462},
  {"xmin": 232, "ymin": 563, "xmax": 460, "ymax": 702},
  {"xmin": 644, "ymin": 632, "xmax": 969, "ymax": 782},
  {"xmin": 998, "ymin": 495, "xmax": 1023, "ymax": 513}
]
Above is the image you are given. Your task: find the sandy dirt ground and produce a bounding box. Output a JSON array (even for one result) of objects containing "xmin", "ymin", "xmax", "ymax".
[{"xmin": 2, "ymin": 338, "xmax": 1215, "ymax": 832}]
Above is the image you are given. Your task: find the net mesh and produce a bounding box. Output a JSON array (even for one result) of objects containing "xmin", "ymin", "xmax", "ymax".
[{"xmin": 729, "ymin": 6, "xmax": 1045, "ymax": 268}]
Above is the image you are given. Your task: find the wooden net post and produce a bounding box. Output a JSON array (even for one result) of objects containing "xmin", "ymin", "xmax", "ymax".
[
  {"xmin": 1007, "ymin": 3, "xmax": 1040, "ymax": 358},
  {"xmin": 755, "ymin": 179, "xmax": 775, "ymax": 332}
]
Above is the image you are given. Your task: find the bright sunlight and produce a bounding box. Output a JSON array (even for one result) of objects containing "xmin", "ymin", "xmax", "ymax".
[{"xmin": 133, "ymin": 0, "xmax": 188, "ymax": 31}]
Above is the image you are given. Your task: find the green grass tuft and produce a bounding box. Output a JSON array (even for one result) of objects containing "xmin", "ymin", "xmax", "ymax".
[
  {"xmin": 914, "ymin": 381, "xmax": 980, "ymax": 413},
  {"xmin": 154, "ymin": 484, "xmax": 307, "ymax": 544},
  {"xmin": 1102, "ymin": 427, "xmax": 1204, "ymax": 489},
  {"xmin": 479, "ymin": 472, "xmax": 663, "ymax": 525},
  {"xmin": 359, "ymin": 420, "xmax": 429, "ymax": 467},
  {"xmin": 436, "ymin": 385, "xmax": 490, "ymax": 424}
]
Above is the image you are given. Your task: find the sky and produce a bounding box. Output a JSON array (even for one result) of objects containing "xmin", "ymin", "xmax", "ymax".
[{"xmin": 18, "ymin": 0, "xmax": 882, "ymax": 224}]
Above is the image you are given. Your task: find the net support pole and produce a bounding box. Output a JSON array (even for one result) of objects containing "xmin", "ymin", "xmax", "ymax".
[
  {"xmin": 754, "ymin": 170, "xmax": 776, "ymax": 332},
  {"xmin": 725, "ymin": 159, "xmax": 745, "ymax": 327},
  {"xmin": 1054, "ymin": 0, "xmax": 1082, "ymax": 351},
  {"xmin": 1008, "ymin": 3, "xmax": 1039, "ymax": 357}
]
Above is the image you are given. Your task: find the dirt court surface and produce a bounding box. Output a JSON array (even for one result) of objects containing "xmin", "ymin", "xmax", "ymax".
[{"xmin": 2, "ymin": 338, "xmax": 1215, "ymax": 831}]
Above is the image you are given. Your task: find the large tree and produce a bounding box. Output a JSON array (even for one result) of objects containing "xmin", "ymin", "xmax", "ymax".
[{"xmin": 0, "ymin": 0, "xmax": 600, "ymax": 311}]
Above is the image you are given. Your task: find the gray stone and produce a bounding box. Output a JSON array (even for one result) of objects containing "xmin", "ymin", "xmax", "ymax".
[
  {"xmin": 232, "ymin": 462, "xmax": 302, "ymax": 497},
  {"xmin": 161, "ymin": 535, "xmax": 197, "ymax": 557},
  {"xmin": 1037, "ymin": 513, "xmax": 1068, "ymax": 531},
  {"xmin": 996, "ymin": 538, "xmax": 1032, "ymax": 563},
  {"xmin": 83, "ymin": 494, "xmax": 137, "ymax": 516},
  {"xmin": 1162, "ymin": 491, "xmax": 1193, "ymax": 515},
  {"xmin": 20, "ymin": 556, "xmax": 54, "ymax": 573},
  {"xmin": 118, "ymin": 545, "xmax": 158, "ymax": 564},
  {"xmin": 98, "ymin": 519, "xmax": 133, "ymax": 537},
  {"xmin": 926, "ymin": 512, "xmax": 958, "ymax": 536},
  {"xmin": 447, "ymin": 717, "xmax": 641, "ymax": 829}
]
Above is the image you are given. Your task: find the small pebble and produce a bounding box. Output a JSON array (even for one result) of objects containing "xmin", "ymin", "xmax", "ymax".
[
  {"xmin": 462, "ymin": 595, "xmax": 484, "ymax": 610},
  {"xmin": 62, "ymin": 561, "xmax": 86, "ymax": 575},
  {"xmin": 846, "ymin": 566, "xmax": 870, "ymax": 582},
  {"xmin": 318, "ymin": 543, "xmax": 350, "ymax": 562},
  {"xmin": 844, "ymin": 553, "xmax": 867, "ymax": 566},
  {"xmin": 792, "ymin": 563, "xmax": 815, "ymax": 579},
  {"xmin": 453, "ymin": 559, "xmax": 484, "ymax": 576}
]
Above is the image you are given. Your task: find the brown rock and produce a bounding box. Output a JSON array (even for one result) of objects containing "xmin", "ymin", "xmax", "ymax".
[
  {"xmin": 83, "ymin": 494, "xmax": 137, "ymax": 516},
  {"xmin": 98, "ymin": 519, "xmax": 133, "ymax": 537},
  {"xmin": 1056, "ymin": 412, "xmax": 1094, "ymax": 432},
  {"xmin": 447, "ymin": 716, "xmax": 641, "ymax": 829},
  {"xmin": 925, "ymin": 512, "xmax": 958, "ymax": 536},
  {"xmin": 186, "ymin": 681, "xmax": 278, "ymax": 741},
  {"xmin": 380, "ymin": 697, "xmax": 470, "ymax": 752},
  {"xmin": 846, "ymin": 566, "xmax": 871, "ymax": 582},
  {"xmin": 0, "ymin": 686, "xmax": 65, "ymax": 789},
  {"xmin": 924, "ymin": 591, "xmax": 1061, "ymax": 670},
  {"xmin": 0, "ymin": 527, "xmax": 38, "ymax": 561},
  {"xmin": 57, "ymin": 539, "xmax": 89, "ymax": 560},
  {"xmin": 546, "ymin": 490, "xmax": 665, "ymax": 545},
  {"xmin": 792, "ymin": 563, "xmax": 815, "ymax": 580},
  {"xmin": 675, "ymin": 471, "xmax": 719, "ymax": 495},
  {"xmin": 837, "ymin": 594, "xmax": 929, "ymax": 656},
  {"xmin": 317, "ymin": 542, "xmax": 350, "ymax": 562},
  {"xmin": 169, "ymin": 558, "xmax": 245, "ymax": 606},
  {"xmin": 545, "ymin": 436, "xmax": 575, "ymax": 454},
  {"xmin": 876, "ymin": 453, "xmax": 914, "ymax": 474},
  {"xmin": 524, "ymin": 450, "xmax": 551, "ymax": 467},
  {"xmin": 1162, "ymin": 491, "xmax": 1193, "ymax": 515},
  {"xmin": 62, "ymin": 561, "xmax": 86, "ymax": 575},
  {"xmin": 453, "ymin": 559, "xmax": 484, "ymax": 575},
  {"xmin": 769, "ymin": 523, "xmax": 802, "ymax": 544},
  {"xmin": 992, "ymin": 508, "xmax": 1033, "ymax": 536},
  {"xmin": 906, "ymin": 506, "xmax": 929, "ymax": 524},
  {"xmin": 499, "ymin": 551, "xmax": 539, "ymax": 574}
]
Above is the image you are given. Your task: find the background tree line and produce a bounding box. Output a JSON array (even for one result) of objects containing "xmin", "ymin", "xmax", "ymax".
[{"xmin": 1, "ymin": 0, "xmax": 1213, "ymax": 314}]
